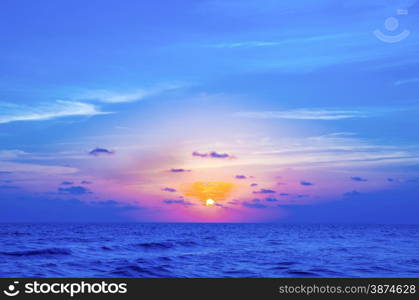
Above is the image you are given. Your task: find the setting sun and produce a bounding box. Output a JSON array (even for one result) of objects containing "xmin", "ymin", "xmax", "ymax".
[
  {"xmin": 183, "ymin": 181, "xmax": 234, "ymax": 206},
  {"xmin": 206, "ymin": 199, "xmax": 215, "ymax": 206}
]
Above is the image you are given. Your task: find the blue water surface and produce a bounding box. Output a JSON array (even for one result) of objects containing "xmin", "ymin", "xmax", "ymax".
[{"xmin": 0, "ymin": 223, "xmax": 418, "ymax": 277}]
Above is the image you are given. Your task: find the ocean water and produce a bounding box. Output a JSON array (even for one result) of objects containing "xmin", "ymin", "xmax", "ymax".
[{"xmin": 0, "ymin": 223, "xmax": 418, "ymax": 278}]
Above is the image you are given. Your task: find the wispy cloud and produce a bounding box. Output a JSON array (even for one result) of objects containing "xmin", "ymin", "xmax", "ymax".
[
  {"xmin": 0, "ymin": 100, "xmax": 109, "ymax": 124},
  {"xmin": 207, "ymin": 34, "xmax": 350, "ymax": 49},
  {"xmin": 88, "ymin": 148, "xmax": 115, "ymax": 156},
  {"xmin": 192, "ymin": 151, "xmax": 233, "ymax": 158},
  {"xmin": 234, "ymin": 109, "xmax": 370, "ymax": 120},
  {"xmin": 394, "ymin": 77, "xmax": 419, "ymax": 86},
  {"xmin": 78, "ymin": 84, "xmax": 182, "ymax": 103},
  {"xmin": 300, "ymin": 181, "xmax": 314, "ymax": 186},
  {"xmin": 351, "ymin": 176, "xmax": 368, "ymax": 182}
]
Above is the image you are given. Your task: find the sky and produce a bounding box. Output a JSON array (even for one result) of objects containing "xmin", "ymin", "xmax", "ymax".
[{"xmin": 1, "ymin": 0, "xmax": 419, "ymax": 223}]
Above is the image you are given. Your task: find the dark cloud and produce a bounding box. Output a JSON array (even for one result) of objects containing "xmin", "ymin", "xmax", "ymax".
[
  {"xmin": 169, "ymin": 168, "xmax": 191, "ymax": 173},
  {"xmin": 58, "ymin": 186, "xmax": 92, "ymax": 195},
  {"xmin": 0, "ymin": 195, "xmax": 144, "ymax": 222},
  {"xmin": 192, "ymin": 151, "xmax": 232, "ymax": 159},
  {"xmin": 343, "ymin": 190, "xmax": 361, "ymax": 197},
  {"xmin": 406, "ymin": 178, "xmax": 419, "ymax": 183},
  {"xmin": 265, "ymin": 197, "xmax": 278, "ymax": 202},
  {"xmin": 235, "ymin": 175, "xmax": 247, "ymax": 179},
  {"xmin": 387, "ymin": 178, "xmax": 395, "ymax": 182},
  {"xmin": 81, "ymin": 180, "xmax": 92, "ymax": 184},
  {"xmin": 88, "ymin": 148, "xmax": 115, "ymax": 156},
  {"xmin": 227, "ymin": 200, "xmax": 240, "ymax": 205},
  {"xmin": 87, "ymin": 200, "xmax": 141, "ymax": 211},
  {"xmin": 61, "ymin": 181, "xmax": 74, "ymax": 185},
  {"xmin": 279, "ymin": 193, "xmax": 289, "ymax": 196},
  {"xmin": 300, "ymin": 181, "xmax": 314, "ymax": 186},
  {"xmin": 242, "ymin": 201, "xmax": 267, "ymax": 209},
  {"xmin": 0, "ymin": 185, "xmax": 20, "ymax": 190},
  {"xmin": 250, "ymin": 183, "xmax": 258, "ymax": 187},
  {"xmin": 0, "ymin": 171, "xmax": 12, "ymax": 175},
  {"xmin": 351, "ymin": 176, "xmax": 368, "ymax": 182},
  {"xmin": 162, "ymin": 199, "xmax": 193, "ymax": 206},
  {"xmin": 297, "ymin": 194, "xmax": 309, "ymax": 198},
  {"xmin": 162, "ymin": 187, "xmax": 177, "ymax": 193},
  {"xmin": 253, "ymin": 188, "xmax": 276, "ymax": 194}
]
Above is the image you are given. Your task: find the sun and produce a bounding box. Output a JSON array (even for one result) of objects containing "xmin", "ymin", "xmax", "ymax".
[
  {"xmin": 183, "ymin": 181, "xmax": 235, "ymax": 206},
  {"xmin": 206, "ymin": 199, "xmax": 215, "ymax": 207}
]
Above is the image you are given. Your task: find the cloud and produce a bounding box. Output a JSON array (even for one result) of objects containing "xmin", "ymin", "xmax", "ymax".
[
  {"xmin": 227, "ymin": 200, "xmax": 240, "ymax": 205},
  {"xmin": 351, "ymin": 176, "xmax": 368, "ymax": 182},
  {"xmin": 279, "ymin": 193, "xmax": 290, "ymax": 196},
  {"xmin": 162, "ymin": 187, "xmax": 177, "ymax": 193},
  {"xmin": 265, "ymin": 197, "xmax": 278, "ymax": 202},
  {"xmin": 58, "ymin": 186, "xmax": 92, "ymax": 195},
  {"xmin": 0, "ymin": 196, "xmax": 143, "ymax": 222},
  {"xmin": 0, "ymin": 150, "xmax": 28, "ymax": 159},
  {"xmin": 169, "ymin": 168, "xmax": 191, "ymax": 173},
  {"xmin": 406, "ymin": 178, "xmax": 419, "ymax": 183},
  {"xmin": 0, "ymin": 100, "xmax": 109, "ymax": 124},
  {"xmin": 297, "ymin": 194, "xmax": 309, "ymax": 198},
  {"xmin": 0, "ymin": 185, "xmax": 20, "ymax": 190},
  {"xmin": 253, "ymin": 188, "xmax": 276, "ymax": 194},
  {"xmin": 300, "ymin": 181, "xmax": 314, "ymax": 186},
  {"xmin": 242, "ymin": 201, "xmax": 267, "ymax": 209},
  {"xmin": 88, "ymin": 148, "xmax": 115, "ymax": 156},
  {"xmin": 0, "ymin": 161, "xmax": 77, "ymax": 175},
  {"xmin": 207, "ymin": 34, "xmax": 352, "ymax": 49},
  {"xmin": 81, "ymin": 180, "xmax": 92, "ymax": 184},
  {"xmin": 343, "ymin": 190, "xmax": 361, "ymax": 197},
  {"xmin": 394, "ymin": 77, "xmax": 419, "ymax": 86},
  {"xmin": 192, "ymin": 151, "xmax": 233, "ymax": 159},
  {"xmin": 234, "ymin": 109, "xmax": 370, "ymax": 120},
  {"xmin": 162, "ymin": 199, "xmax": 193, "ymax": 206},
  {"xmin": 235, "ymin": 174, "xmax": 247, "ymax": 179},
  {"xmin": 250, "ymin": 183, "xmax": 258, "ymax": 187},
  {"xmin": 61, "ymin": 181, "xmax": 74, "ymax": 185},
  {"xmin": 0, "ymin": 171, "xmax": 13, "ymax": 175},
  {"xmin": 79, "ymin": 84, "xmax": 181, "ymax": 103},
  {"xmin": 87, "ymin": 200, "xmax": 141, "ymax": 211}
]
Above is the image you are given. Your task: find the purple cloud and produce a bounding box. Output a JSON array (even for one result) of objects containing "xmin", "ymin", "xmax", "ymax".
[
  {"xmin": 170, "ymin": 168, "xmax": 191, "ymax": 173},
  {"xmin": 81, "ymin": 180, "xmax": 92, "ymax": 184},
  {"xmin": 253, "ymin": 188, "xmax": 276, "ymax": 194},
  {"xmin": 279, "ymin": 193, "xmax": 289, "ymax": 196},
  {"xmin": 162, "ymin": 187, "xmax": 177, "ymax": 193},
  {"xmin": 351, "ymin": 176, "xmax": 368, "ymax": 182},
  {"xmin": 300, "ymin": 181, "xmax": 314, "ymax": 186},
  {"xmin": 242, "ymin": 201, "xmax": 267, "ymax": 209},
  {"xmin": 89, "ymin": 148, "xmax": 115, "ymax": 156},
  {"xmin": 61, "ymin": 181, "xmax": 74, "ymax": 185},
  {"xmin": 162, "ymin": 199, "xmax": 193, "ymax": 206},
  {"xmin": 192, "ymin": 151, "xmax": 232, "ymax": 159},
  {"xmin": 265, "ymin": 197, "xmax": 278, "ymax": 202},
  {"xmin": 58, "ymin": 186, "xmax": 92, "ymax": 195},
  {"xmin": 343, "ymin": 190, "xmax": 361, "ymax": 197},
  {"xmin": 250, "ymin": 183, "xmax": 258, "ymax": 187},
  {"xmin": 235, "ymin": 175, "xmax": 247, "ymax": 179}
]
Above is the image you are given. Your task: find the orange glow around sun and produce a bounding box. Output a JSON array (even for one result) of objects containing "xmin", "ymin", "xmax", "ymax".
[{"xmin": 183, "ymin": 181, "xmax": 234, "ymax": 206}]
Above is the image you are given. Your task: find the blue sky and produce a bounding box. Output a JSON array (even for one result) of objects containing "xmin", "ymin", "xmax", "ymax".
[{"xmin": 1, "ymin": 0, "xmax": 419, "ymax": 223}]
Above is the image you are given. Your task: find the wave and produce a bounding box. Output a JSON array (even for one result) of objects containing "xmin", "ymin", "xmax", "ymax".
[
  {"xmin": 133, "ymin": 242, "xmax": 174, "ymax": 250},
  {"xmin": 0, "ymin": 248, "xmax": 72, "ymax": 257}
]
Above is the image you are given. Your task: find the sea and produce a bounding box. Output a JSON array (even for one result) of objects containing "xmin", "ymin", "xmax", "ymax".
[{"xmin": 0, "ymin": 223, "xmax": 418, "ymax": 277}]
